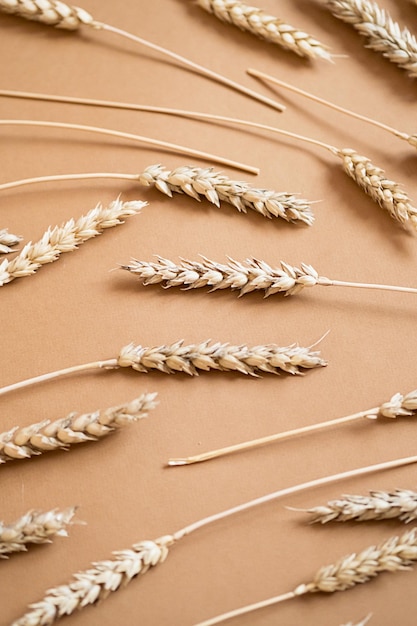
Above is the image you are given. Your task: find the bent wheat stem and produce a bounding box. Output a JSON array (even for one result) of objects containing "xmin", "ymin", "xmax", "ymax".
[
  {"xmin": 0, "ymin": 120, "xmax": 257, "ymax": 174},
  {"xmin": 168, "ymin": 389, "xmax": 417, "ymax": 465}
]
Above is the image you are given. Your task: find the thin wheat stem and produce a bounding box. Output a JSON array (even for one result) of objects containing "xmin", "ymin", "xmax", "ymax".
[
  {"xmin": 0, "ymin": 172, "xmax": 139, "ymax": 192},
  {"xmin": 322, "ymin": 278, "xmax": 417, "ymax": 294},
  {"xmin": 194, "ymin": 592, "xmax": 297, "ymax": 626},
  {"xmin": 0, "ymin": 120, "xmax": 258, "ymax": 174}
]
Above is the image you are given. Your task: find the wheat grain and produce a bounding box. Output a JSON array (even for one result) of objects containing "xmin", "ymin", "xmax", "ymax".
[
  {"xmin": 325, "ymin": 0, "xmax": 417, "ymax": 77},
  {"xmin": 0, "ymin": 228, "xmax": 22, "ymax": 254},
  {"xmin": 300, "ymin": 489, "xmax": 417, "ymax": 524},
  {"xmin": 0, "ymin": 507, "xmax": 77, "ymax": 557},
  {"xmin": 0, "ymin": 198, "xmax": 144, "ymax": 286},
  {"xmin": 196, "ymin": 0, "xmax": 332, "ymax": 60},
  {"xmin": 121, "ymin": 256, "xmax": 417, "ymax": 298},
  {"xmin": 0, "ymin": 393, "xmax": 157, "ymax": 464},
  {"xmin": 0, "ymin": 0, "xmax": 284, "ymax": 112}
]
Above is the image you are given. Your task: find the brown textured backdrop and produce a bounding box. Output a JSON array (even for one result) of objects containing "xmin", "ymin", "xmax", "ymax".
[{"xmin": 1, "ymin": 1, "xmax": 417, "ymax": 625}]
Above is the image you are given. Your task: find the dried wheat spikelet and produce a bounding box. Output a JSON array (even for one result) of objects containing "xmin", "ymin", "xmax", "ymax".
[
  {"xmin": 247, "ymin": 69, "xmax": 417, "ymax": 152},
  {"xmin": 0, "ymin": 198, "xmax": 144, "ymax": 287},
  {"xmin": 0, "ymin": 339, "xmax": 327, "ymax": 397},
  {"xmin": 0, "ymin": 393, "xmax": 157, "ymax": 464},
  {"xmin": 196, "ymin": 0, "xmax": 332, "ymax": 61},
  {"xmin": 122, "ymin": 256, "xmax": 417, "ymax": 298},
  {"xmin": 11, "ymin": 455, "xmax": 417, "ymax": 625},
  {"xmin": 169, "ymin": 388, "xmax": 417, "ymax": 465},
  {"xmin": 299, "ymin": 488, "xmax": 417, "ymax": 524},
  {"xmin": 194, "ymin": 528, "xmax": 417, "ymax": 625},
  {"xmin": 0, "ymin": 507, "xmax": 77, "ymax": 558},
  {"xmin": 0, "ymin": 228, "xmax": 22, "ymax": 254},
  {"xmin": 324, "ymin": 0, "xmax": 417, "ymax": 77},
  {"xmin": 0, "ymin": 165, "xmax": 314, "ymax": 225},
  {"xmin": 0, "ymin": 0, "xmax": 284, "ymax": 112}
]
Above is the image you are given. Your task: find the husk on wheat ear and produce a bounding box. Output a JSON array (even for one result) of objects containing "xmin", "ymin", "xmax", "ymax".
[
  {"xmin": 10, "ymin": 454, "xmax": 417, "ymax": 625},
  {"xmin": 0, "ymin": 339, "xmax": 327, "ymax": 397},
  {"xmin": 0, "ymin": 228, "xmax": 22, "ymax": 254},
  {"xmin": 0, "ymin": 393, "xmax": 157, "ymax": 464},
  {"xmin": 0, "ymin": 0, "xmax": 284, "ymax": 112}
]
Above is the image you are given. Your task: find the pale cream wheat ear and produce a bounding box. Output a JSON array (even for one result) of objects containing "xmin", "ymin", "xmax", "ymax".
[
  {"xmin": 196, "ymin": 0, "xmax": 332, "ymax": 61},
  {"xmin": 0, "ymin": 228, "xmax": 22, "ymax": 254},
  {"xmin": 194, "ymin": 528, "xmax": 417, "ymax": 626},
  {"xmin": 121, "ymin": 256, "xmax": 417, "ymax": 298},
  {"xmin": 0, "ymin": 198, "xmax": 145, "ymax": 287},
  {"xmin": 247, "ymin": 69, "xmax": 417, "ymax": 152},
  {"xmin": 168, "ymin": 388, "xmax": 417, "ymax": 465},
  {"xmin": 0, "ymin": 0, "xmax": 284, "ymax": 112},
  {"xmin": 0, "ymin": 507, "xmax": 77, "ymax": 558},
  {"xmin": 0, "ymin": 393, "xmax": 157, "ymax": 464},
  {"xmin": 0, "ymin": 339, "xmax": 327, "ymax": 397},
  {"xmin": 0, "ymin": 119, "xmax": 257, "ymax": 174},
  {"xmin": 297, "ymin": 488, "xmax": 417, "ymax": 524},
  {"xmin": 324, "ymin": 0, "xmax": 417, "ymax": 77},
  {"xmin": 0, "ymin": 165, "xmax": 314, "ymax": 225},
  {"xmin": 10, "ymin": 454, "xmax": 417, "ymax": 625}
]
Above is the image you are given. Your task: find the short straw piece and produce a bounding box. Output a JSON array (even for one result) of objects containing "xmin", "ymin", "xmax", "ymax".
[
  {"xmin": 0, "ymin": 120, "xmax": 258, "ymax": 174},
  {"xmin": 10, "ymin": 454, "xmax": 417, "ymax": 625},
  {"xmin": 0, "ymin": 507, "xmax": 77, "ymax": 557},
  {"xmin": 246, "ymin": 68, "xmax": 417, "ymax": 151},
  {"xmin": 0, "ymin": 198, "xmax": 145, "ymax": 286},
  {"xmin": 121, "ymin": 256, "xmax": 417, "ymax": 298},
  {"xmin": 298, "ymin": 488, "xmax": 417, "ymax": 524},
  {"xmin": 196, "ymin": 0, "xmax": 332, "ymax": 61},
  {"xmin": 324, "ymin": 0, "xmax": 417, "ymax": 78},
  {"xmin": 0, "ymin": 228, "xmax": 22, "ymax": 254},
  {"xmin": 0, "ymin": 165, "xmax": 314, "ymax": 225},
  {"xmin": 0, "ymin": 340, "xmax": 327, "ymax": 397},
  {"xmin": 194, "ymin": 528, "xmax": 417, "ymax": 625},
  {"xmin": 168, "ymin": 389, "xmax": 417, "ymax": 465},
  {"xmin": 0, "ymin": 393, "xmax": 157, "ymax": 464},
  {"xmin": 0, "ymin": 0, "xmax": 284, "ymax": 112}
]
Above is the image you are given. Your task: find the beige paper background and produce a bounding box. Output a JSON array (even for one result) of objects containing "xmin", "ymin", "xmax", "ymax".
[{"xmin": 0, "ymin": 1, "xmax": 417, "ymax": 625}]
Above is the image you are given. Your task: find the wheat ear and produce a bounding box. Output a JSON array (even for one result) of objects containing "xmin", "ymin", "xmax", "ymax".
[
  {"xmin": 247, "ymin": 69, "xmax": 417, "ymax": 151},
  {"xmin": 11, "ymin": 455, "xmax": 417, "ymax": 625},
  {"xmin": 194, "ymin": 527, "xmax": 417, "ymax": 625},
  {"xmin": 0, "ymin": 0, "xmax": 284, "ymax": 113},
  {"xmin": 0, "ymin": 165, "xmax": 314, "ymax": 225},
  {"xmin": 0, "ymin": 120, "xmax": 257, "ymax": 174},
  {"xmin": 0, "ymin": 339, "xmax": 327, "ymax": 397},
  {"xmin": 324, "ymin": 0, "xmax": 417, "ymax": 77},
  {"xmin": 0, "ymin": 393, "xmax": 157, "ymax": 464},
  {"xmin": 0, "ymin": 198, "xmax": 144, "ymax": 286},
  {"xmin": 0, "ymin": 507, "xmax": 77, "ymax": 558},
  {"xmin": 169, "ymin": 389, "xmax": 417, "ymax": 465},
  {"xmin": 196, "ymin": 0, "xmax": 332, "ymax": 61},
  {"xmin": 122, "ymin": 256, "xmax": 417, "ymax": 298},
  {"xmin": 0, "ymin": 228, "xmax": 22, "ymax": 254},
  {"xmin": 298, "ymin": 488, "xmax": 417, "ymax": 524}
]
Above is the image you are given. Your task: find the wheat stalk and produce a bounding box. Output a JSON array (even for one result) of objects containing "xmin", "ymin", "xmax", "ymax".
[
  {"xmin": 196, "ymin": 0, "xmax": 332, "ymax": 61},
  {"xmin": 0, "ymin": 165, "xmax": 314, "ymax": 225},
  {"xmin": 0, "ymin": 339, "xmax": 327, "ymax": 397},
  {"xmin": 194, "ymin": 527, "xmax": 417, "ymax": 625},
  {"xmin": 298, "ymin": 488, "xmax": 417, "ymax": 524},
  {"xmin": 11, "ymin": 455, "xmax": 417, "ymax": 625},
  {"xmin": 168, "ymin": 388, "xmax": 417, "ymax": 465},
  {"xmin": 0, "ymin": 228, "xmax": 22, "ymax": 254},
  {"xmin": 324, "ymin": 0, "xmax": 417, "ymax": 77},
  {"xmin": 0, "ymin": 0, "xmax": 284, "ymax": 113},
  {"xmin": 0, "ymin": 507, "xmax": 77, "ymax": 558},
  {"xmin": 0, "ymin": 393, "xmax": 157, "ymax": 464},
  {"xmin": 0, "ymin": 198, "xmax": 144, "ymax": 287},
  {"xmin": 247, "ymin": 69, "xmax": 417, "ymax": 152},
  {"xmin": 121, "ymin": 256, "xmax": 417, "ymax": 298}
]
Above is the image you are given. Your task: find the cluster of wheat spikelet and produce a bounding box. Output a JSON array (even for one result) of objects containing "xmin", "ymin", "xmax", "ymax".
[
  {"xmin": 325, "ymin": 0, "xmax": 417, "ymax": 77},
  {"xmin": 196, "ymin": 0, "xmax": 332, "ymax": 60},
  {"xmin": 0, "ymin": 393, "xmax": 157, "ymax": 464},
  {"xmin": 0, "ymin": 508, "xmax": 76, "ymax": 557},
  {"xmin": 0, "ymin": 0, "xmax": 95, "ymax": 29},
  {"xmin": 0, "ymin": 228, "xmax": 22, "ymax": 254}
]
